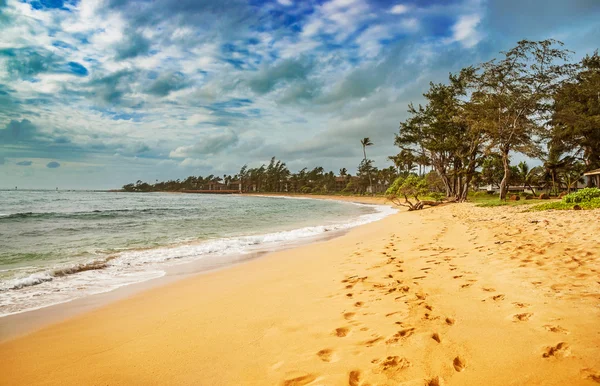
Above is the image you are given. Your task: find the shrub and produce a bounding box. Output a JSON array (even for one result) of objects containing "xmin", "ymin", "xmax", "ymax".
[
  {"xmin": 386, "ymin": 175, "xmax": 443, "ymax": 211},
  {"xmin": 429, "ymin": 192, "xmax": 445, "ymax": 202},
  {"xmin": 528, "ymin": 197, "xmax": 600, "ymax": 211},
  {"xmin": 563, "ymin": 188, "xmax": 600, "ymax": 203}
]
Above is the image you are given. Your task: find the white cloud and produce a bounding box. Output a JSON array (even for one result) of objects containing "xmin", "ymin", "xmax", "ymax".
[
  {"xmin": 449, "ymin": 14, "xmax": 482, "ymax": 48},
  {"xmin": 389, "ymin": 4, "xmax": 410, "ymax": 15},
  {"xmin": 179, "ymin": 158, "xmax": 211, "ymax": 168},
  {"xmin": 356, "ymin": 25, "xmax": 393, "ymax": 58},
  {"xmin": 277, "ymin": 0, "xmax": 293, "ymax": 6},
  {"xmin": 170, "ymin": 129, "xmax": 239, "ymax": 158}
]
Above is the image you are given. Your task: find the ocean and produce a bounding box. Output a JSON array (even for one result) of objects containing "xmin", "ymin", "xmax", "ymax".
[{"xmin": 0, "ymin": 191, "xmax": 395, "ymax": 316}]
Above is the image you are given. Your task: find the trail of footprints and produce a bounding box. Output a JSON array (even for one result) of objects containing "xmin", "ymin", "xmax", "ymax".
[
  {"xmin": 279, "ymin": 222, "xmax": 592, "ymax": 385},
  {"xmin": 306, "ymin": 235, "xmax": 467, "ymax": 385}
]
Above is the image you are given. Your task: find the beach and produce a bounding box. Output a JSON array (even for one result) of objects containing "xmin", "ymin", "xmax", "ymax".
[{"xmin": 1, "ymin": 198, "xmax": 599, "ymax": 385}]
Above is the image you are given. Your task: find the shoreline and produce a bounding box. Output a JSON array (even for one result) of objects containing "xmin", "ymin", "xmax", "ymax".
[
  {"xmin": 0, "ymin": 195, "xmax": 393, "ymax": 341},
  {"xmin": 1, "ymin": 202, "xmax": 599, "ymax": 385}
]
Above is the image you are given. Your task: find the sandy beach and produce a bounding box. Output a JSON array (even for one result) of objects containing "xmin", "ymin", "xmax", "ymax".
[{"xmin": 1, "ymin": 198, "xmax": 599, "ymax": 385}]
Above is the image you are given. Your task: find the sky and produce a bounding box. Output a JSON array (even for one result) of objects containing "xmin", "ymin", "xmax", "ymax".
[{"xmin": 1, "ymin": 0, "xmax": 599, "ymax": 189}]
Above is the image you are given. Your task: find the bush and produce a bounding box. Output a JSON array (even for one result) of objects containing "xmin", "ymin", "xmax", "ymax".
[
  {"xmin": 528, "ymin": 197, "xmax": 600, "ymax": 211},
  {"xmin": 563, "ymin": 188, "xmax": 600, "ymax": 203},
  {"xmin": 429, "ymin": 192, "xmax": 445, "ymax": 202},
  {"xmin": 300, "ymin": 186, "xmax": 312, "ymax": 194},
  {"xmin": 386, "ymin": 175, "xmax": 439, "ymax": 211}
]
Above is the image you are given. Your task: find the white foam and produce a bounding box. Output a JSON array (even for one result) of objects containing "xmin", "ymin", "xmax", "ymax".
[
  {"xmin": 0, "ymin": 201, "xmax": 396, "ymax": 317},
  {"xmin": 2, "ymin": 273, "xmax": 54, "ymax": 290}
]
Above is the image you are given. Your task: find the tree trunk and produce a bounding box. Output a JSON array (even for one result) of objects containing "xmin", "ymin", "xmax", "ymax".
[
  {"xmin": 499, "ymin": 150, "xmax": 510, "ymax": 200},
  {"xmin": 363, "ymin": 148, "xmax": 373, "ymax": 195}
]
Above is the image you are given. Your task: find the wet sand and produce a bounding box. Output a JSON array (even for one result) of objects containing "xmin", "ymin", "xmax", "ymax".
[{"xmin": 1, "ymin": 200, "xmax": 599, "ymax": 385}]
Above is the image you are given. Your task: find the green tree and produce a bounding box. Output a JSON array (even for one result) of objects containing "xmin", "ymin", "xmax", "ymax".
[
  {"xmin": 515, "ymin": 161, "xmax": 544, "ymax": 196},
  {"xmin": 552, "ymin": 51, "xmax": 600, "ymax": 181},
  {"xmin": 385, "ymin": 175, "xmax": 444, "ymax": 210},
  {"xmin": 396, "ymin": 68, "xmax": 482, "ymax": 201},
  {"xmin": 470, "ymin": 39, "xmax": 572, "ymax": 199}
]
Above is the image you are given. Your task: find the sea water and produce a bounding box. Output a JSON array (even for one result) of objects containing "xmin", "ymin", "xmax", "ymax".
[{"xmin": 0, "ymin": 191, "xmax": 395, "ymax": 316}]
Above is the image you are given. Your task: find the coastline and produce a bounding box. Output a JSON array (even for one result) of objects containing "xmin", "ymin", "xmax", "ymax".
[
  {"xmin": 1, "ymin": 199, "xmax": 599, "ymax": 385},
  {"xmin": 0, "ymin": 195, "xmax": 392, "ymax": 341}
]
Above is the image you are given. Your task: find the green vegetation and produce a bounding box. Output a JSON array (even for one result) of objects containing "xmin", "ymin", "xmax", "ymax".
[
  {"xmin": 563, "ymin": 187, "xmax": 600, "ymax": 203},
  {"xmin": 473, "ymin": 198, "xmax": 537, "ymax": 208},
  {"xmin": 123, "ymin": 155, "xmax": 399, "ymax": 195},
  {"xmin": 386, "ymin": 175, "xmax": 446, "ymax": 211},
  {"xmin": 392, "ymin": 41, "xmax": 599, "ymax": 203},
  {"xmin": 529, "ymin": 188, "xmax": 600, "ymax": 211},
  {"xmin": 529, "ymin": 198, "xmax": 600, "ymax": 211}
]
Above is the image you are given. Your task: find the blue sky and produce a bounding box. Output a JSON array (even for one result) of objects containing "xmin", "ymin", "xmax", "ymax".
[{"xmin": 1, "ymin": 0, "xmax": 599, "ymax": 189}]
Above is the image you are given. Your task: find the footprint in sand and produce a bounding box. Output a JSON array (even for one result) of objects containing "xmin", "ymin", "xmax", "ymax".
[
  {"xmin": 282, "ymin": 373, "xmax": 317, "ymax": 386},
  {"xmin": 513, "ymin": 313, "xmax": 533, "ymax": 322},
  {"xmin": 317, "ymin": 349, "xmax": 334, "ymax": 362},
  {"xmin": 362, "ymin": 335, "xmax": 384, "ymax": 347},
  {"xmin": 335, "ymin": 327, "xmax": 350, "ymax": 337},
  {"xmin": 512, "ymin": 302, "xmax": 530, "ymax": 308},
  {"xmin": 373, "ymin": 356, "xmax": 411, "ymax": 376},
  {"xmin": 543, "ymin": 325, "xmax": 569, "ymax": 334},
  {"xmin": 581, "ymin": 368, "xmax": 600, "ymax": 384},
  {"xmin": 542, "ymin": 342, "xmax": 570, "ymax": 358},
  {"xmin": 343, "ymin": 312, "xmax": 356, "ymax": 320},
  {"xmin": 445, "ymin": 317, "xmax": 455, "ymax": 326},
  {"xmin": 425, "ymin": 376, "xmax": 444, "ymax": 386},
  {"xmin": 348, "ymin": 370, "xmax": 362, "ymax": 386},
  {"xmin": 453, "ymin": 356, "xmax": 466, "ymax": 372},
  {"xmin": 492, "ymin": 294, "xmax": 505, "ymax": 301},
  {"xmin": 431, "ymin": 332, "xmax": 441, "ymax": 343},
  {"xmin": 386, "ymin": 328, "xmax": 415, "ymax": 344}
]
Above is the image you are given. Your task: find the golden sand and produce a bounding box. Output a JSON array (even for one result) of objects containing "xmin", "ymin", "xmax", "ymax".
[{"xmin": 1, "ymin": 199, "xmax": 599, "ymax": 385}]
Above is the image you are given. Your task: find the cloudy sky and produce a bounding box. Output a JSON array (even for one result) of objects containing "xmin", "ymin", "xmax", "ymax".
[{"xmin": 1, "ymin": 0, "xmax": 599, "ymax": 189}]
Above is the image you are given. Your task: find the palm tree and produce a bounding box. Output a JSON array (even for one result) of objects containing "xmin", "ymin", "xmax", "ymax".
[
  {"xmin": 516, "ymin": 161, "xmax": 543, "ymax": 196},
  {"xmin": 360, "ymin": 137, "xmax": 373, "ymax": 193},
  {"xmin": 339, "ymin": 168, "xmax": 347, "ymax": 177},
  {"xmin": 542, "ymin": 145, "xmax": 574, "ymax": 195},
  {"xmin": 360, "ymin": 137, "xmax": 373, "ymax": 160}
]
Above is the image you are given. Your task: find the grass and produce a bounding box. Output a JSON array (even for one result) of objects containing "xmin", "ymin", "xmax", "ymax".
[
  {"xmin": 469, "ymin": 193, "xmax": 542, "ymax": 207},
  {"xmin": 528, "ymin": 197, "xmax": 600, "ymax": 211}
]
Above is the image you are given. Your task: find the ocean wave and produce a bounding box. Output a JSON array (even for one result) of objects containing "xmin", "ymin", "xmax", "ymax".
[
  {"xmin": 4, "ymin": 273, "xmax": 54, "ymax": 290},
  {"xmin": 112, "ymin": 203, "xmax": 396, "ymax": 266},
  {"xmin": 0, "ymin": 207, "xmax": 182, "ymax": 221},
  {"xmin": 1, "ymin": 257, "xmax": 117, "ymax": 291},
  {"xmin": 0, "ymin": 201, "xmax": 396, "ymax": 316}
]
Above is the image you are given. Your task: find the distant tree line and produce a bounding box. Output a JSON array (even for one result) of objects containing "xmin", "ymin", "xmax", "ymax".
[
  {"xmin": 390, "ymin": 39, "xmax": 600, "ymax": 201},
  {"xmin": 122, "ymin": 153, "xmax": 400, "ymax": 194}
]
